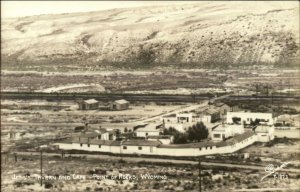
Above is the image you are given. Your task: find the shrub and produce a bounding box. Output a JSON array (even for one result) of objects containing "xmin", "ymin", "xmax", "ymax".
[{"xmin": 44, "ymin": 182, "xmax": 53, "ymax": 189}]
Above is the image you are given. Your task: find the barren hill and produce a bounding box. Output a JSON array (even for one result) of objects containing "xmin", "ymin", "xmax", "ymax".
[{"xmin": 2, "ymin": 2, "xmax": 300, "ymax": 70}]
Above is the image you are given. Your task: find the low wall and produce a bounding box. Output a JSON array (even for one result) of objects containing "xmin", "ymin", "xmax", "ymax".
[{"xmin": 274, "ymin": 129, "xmax": 300, "ymax": 139}]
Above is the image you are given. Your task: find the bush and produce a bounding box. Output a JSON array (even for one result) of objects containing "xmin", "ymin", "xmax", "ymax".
[
  {"xmin": 187, "ymin": 122, "xmax": 209, "ymax": 142},
  {"xmin": 44, "ymin": 182, "xmax": 53, "ymax": 189}
]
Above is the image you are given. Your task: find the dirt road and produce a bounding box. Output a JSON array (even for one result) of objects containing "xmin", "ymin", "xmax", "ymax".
[{"xmin": 9, "ymin": 151, "xmax": 300, "ymax": 173}]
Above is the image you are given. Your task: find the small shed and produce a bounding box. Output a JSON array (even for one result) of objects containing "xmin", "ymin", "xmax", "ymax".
[
  {"xmin": 201, "ymin": 108, "xmax": 220, "ymax": 123},
  {"xmin": 78, "ymin": 99, "xmax": 99, "ymax": 110},
  {"xmin": 111, "ymin": 99, "xmax": 129, "ymax": 110}
]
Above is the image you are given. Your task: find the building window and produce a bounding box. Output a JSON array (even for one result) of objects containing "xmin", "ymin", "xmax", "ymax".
[
  {"xmin": 210, "ymin": 146, "xmax": 213, "ymax": 149},
  {"xmin": 80, "ymin": 143, "xmax": 83, "ymax": 147},
  {"xmin": 138, "ymin": 146, "xmax": 142, "ymax": 150},
  {"xmin": 99, "ymin": 145, "xmax": 101, "ymax": 148},
  {"xmin": 213, "ymin": 134, "xmax": 221, "ymax": 138},
  {"xmin": 123, "ymin": 146, "xmax": 127, "ymax": 150},
  {"xmin": 146, "ymin": 133, "xmax": 148, "ymax": 136},
  {"xmin": 87, "ymin": 144, "xmax": 90, "ymax": 147},
  {"xmin": 199, "ymin": 148, "xmax": 202, "ymax": 151}
]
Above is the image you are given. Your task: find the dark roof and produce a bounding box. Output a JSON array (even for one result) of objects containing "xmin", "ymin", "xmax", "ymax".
[
  {"xmin": 122, "ymin": 140, "xmax": 161, "ymax": 146},
  {"xmin": 228, "ymin": 131, "xmax": 255, "ymax": 143},
  {"xmin": 215, "ymin": 141, "xmax": 228, "ymax": 147},
  {"xmin": 71, "ymin": 137, "xmax": 121, "ymax": 146},
  {"xmin": 57, "ymin": 139, "xmax": 73, "ymax": 144},
  {"xmin": 135, "ymin": 123, "xmax": 163, "ymax": 132},
  {"xmin": 79, "ymin": 132, "xmax": 100, "ymax": 138},
  {"xmin": 204, "ymin": 108, "xmax": 219, "ymax": 115},
  {"xmin": 163, "ymin": 114, "xmax": 176, "ymax": 118},
  {"xmin": 158, "ymin": 141, "xmax": 217, "ymax": 149},
  {"xmin": 215, "ymin": 102, "xmax": 226, "ymax": 107},
  {"xmin": 147, "ymin": 135, "xmax": 173, "ymax": 139},
  {"xmin": 109, "ymin": 141, "xmax": 122, "ymax": 146}
]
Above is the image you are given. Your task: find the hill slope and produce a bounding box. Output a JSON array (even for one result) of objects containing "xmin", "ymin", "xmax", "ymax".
[{"xmin": 2, "ymin": 2, "xmax": 300, "ymax": 70}]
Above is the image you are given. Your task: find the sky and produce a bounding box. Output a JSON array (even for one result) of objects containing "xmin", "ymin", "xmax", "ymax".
[{"xmin": 1, "ymin": 1, "xmax": 198, "ymax": 18}]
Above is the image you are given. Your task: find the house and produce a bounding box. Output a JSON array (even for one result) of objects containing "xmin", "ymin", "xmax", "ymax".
[
  {"xmin": 161, "ymin": 114, "xmax": 177, "ymax": 124},
  {"xmin": 214, "ymin": 102, "xmax": 231, "ymax": 116},
  {"xmin": 176, "ymin": 112, "xmax": 193, "ymax": 123},
  {"xmin": 200, "ymin": 108, "xmax": 221, "ymax": 123},
  {"xmin": 226, "ymin": 112, "xmax": 274, "ymax": 126},
  {"xmin": 275, "ymin": 114, "xmax": 295, "ymax": 128},
  {"xmin": 254, "ymin": 125, "xmax": 274, "ymax": 142},
  {"xmin": 96, "ymin": 129, "xmax": 119, "ymax": 141},
  {"xmin": 211, "ymin": 124, "xmax": 244, "ymax": 141},
  {"xmin": 111, "ymin": 99, "xmax": 129, "ymax": 110},
  {"xmin": 162, "ymin": 113, "xmax": 200, "ymax": 132},
  {"xmin": 78, "ymin": 99, "xmax": 99, "ymax": 110},
  {"xmin": 147, "ymin": 135, "xmax": 174, "ymax": 144},
  {"xmin": 135, "ymin": 123, "xmax": 163, "ymax": 137},
  {"xmin": 77, "ymin": 128, "xmax": 118, "ymax": 141}
]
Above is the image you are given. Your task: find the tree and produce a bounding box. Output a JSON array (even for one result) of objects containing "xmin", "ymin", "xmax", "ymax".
[
  {"xmin": 124, "ymin": 127, "xmax": 128, "ymax": 133},
  {"xmin": 187, "ymin": 122, "xmax": 209, "ymax": 142},
  {"xmin": 250, "ymin": 119, "xmax": 260, "ymax": 126},
  {"xmin": 163, "ymin": 127, "xmax": 188, "ymax": 144}
]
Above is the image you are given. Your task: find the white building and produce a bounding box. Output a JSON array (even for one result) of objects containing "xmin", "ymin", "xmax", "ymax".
[
  {"xmin": 78, "ymin": 129, "xmax": 118, "ymax": 141},
  {"xmin": 227, "ymin": 112, "xmax": 274, "ymax": 126},
  {"xmin": 211, "ymin": 124, "xmax": 244, "ymax": 141},
  {"xmin": 162, "ymin": 113, "xmax": 200, "ymax": 132},
  {"xmin": 55, "ymin": 131, "xmax": 258, "ymax": 157},
  {"xmin": 254, "ymin": 125, "xmax": 275, "ymax": 142},
  {"xmin": 135, "ymin": 124, "xmax": 163, "ymax": 137},
  {"xmin": 161, "ymin": 114, "xmax": 177, "ymax": 124},
  {"xmin": 176, "ymin": 112, "xmax": 194, "ymax": 123},
  {"xmin": 162, "ymin": 112, "xmax": 199, "ymax": 124},
  {"xmin": 275, "ymin": 114, "xmax": 297, "ymax": 128}
]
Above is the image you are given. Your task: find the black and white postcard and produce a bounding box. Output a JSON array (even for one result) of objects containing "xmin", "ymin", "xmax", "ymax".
[{"xmin": 1, "ymin": 1, "xmax": 299, "ymax": 191}]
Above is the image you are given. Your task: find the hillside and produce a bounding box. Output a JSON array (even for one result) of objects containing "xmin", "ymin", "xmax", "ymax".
[{"xmin": 1, "ymin": 2, "xmax": 300, "ymax": 70}]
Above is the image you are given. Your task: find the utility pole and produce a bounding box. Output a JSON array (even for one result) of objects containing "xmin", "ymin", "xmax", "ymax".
[
  {"xmin": 271, "ymin": 92, "xmax": 274, "ymax": 105},
  {"xmin": 40, "ymin": 151, "xmax": 43, "ymax": 187},
  {"xmin": 256, "ymin": 83, "xmax": 259, "ymax": 99},
  {"xmin": 198, "ymin": 157, "xmax": 202, "ymax": 192}
]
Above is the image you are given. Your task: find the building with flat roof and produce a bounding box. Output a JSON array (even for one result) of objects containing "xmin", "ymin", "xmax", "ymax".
[
  {"xmin": 254, "ymin": 125, "xmax": 274, "ymax": 142},
  {"xmin": 227, "ymin": 112, "xmax": 273, "ymax": 126},
  {"xmin": 135, "ymin": 123, "xmax": 163, "ymax": 137},
  {"xmin": 211, "ymin": 124, "xmax": 244, "ymax": 141}
]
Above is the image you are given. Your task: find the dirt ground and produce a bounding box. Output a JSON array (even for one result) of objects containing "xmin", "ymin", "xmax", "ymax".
[{"xmin": 1, "ymin": 153, "xmax": 299, "ymax": 192}]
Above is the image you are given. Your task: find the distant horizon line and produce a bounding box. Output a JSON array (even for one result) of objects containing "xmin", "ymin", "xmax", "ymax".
[{"xmin": 1, "ymin": 1, "xmax": 200, "ymax": 19}]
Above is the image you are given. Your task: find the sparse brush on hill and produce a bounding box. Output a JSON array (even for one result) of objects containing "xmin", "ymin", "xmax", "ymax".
[{"xmin": 2, "ymin": 2, "xmax": 299, "ymax": 70}]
